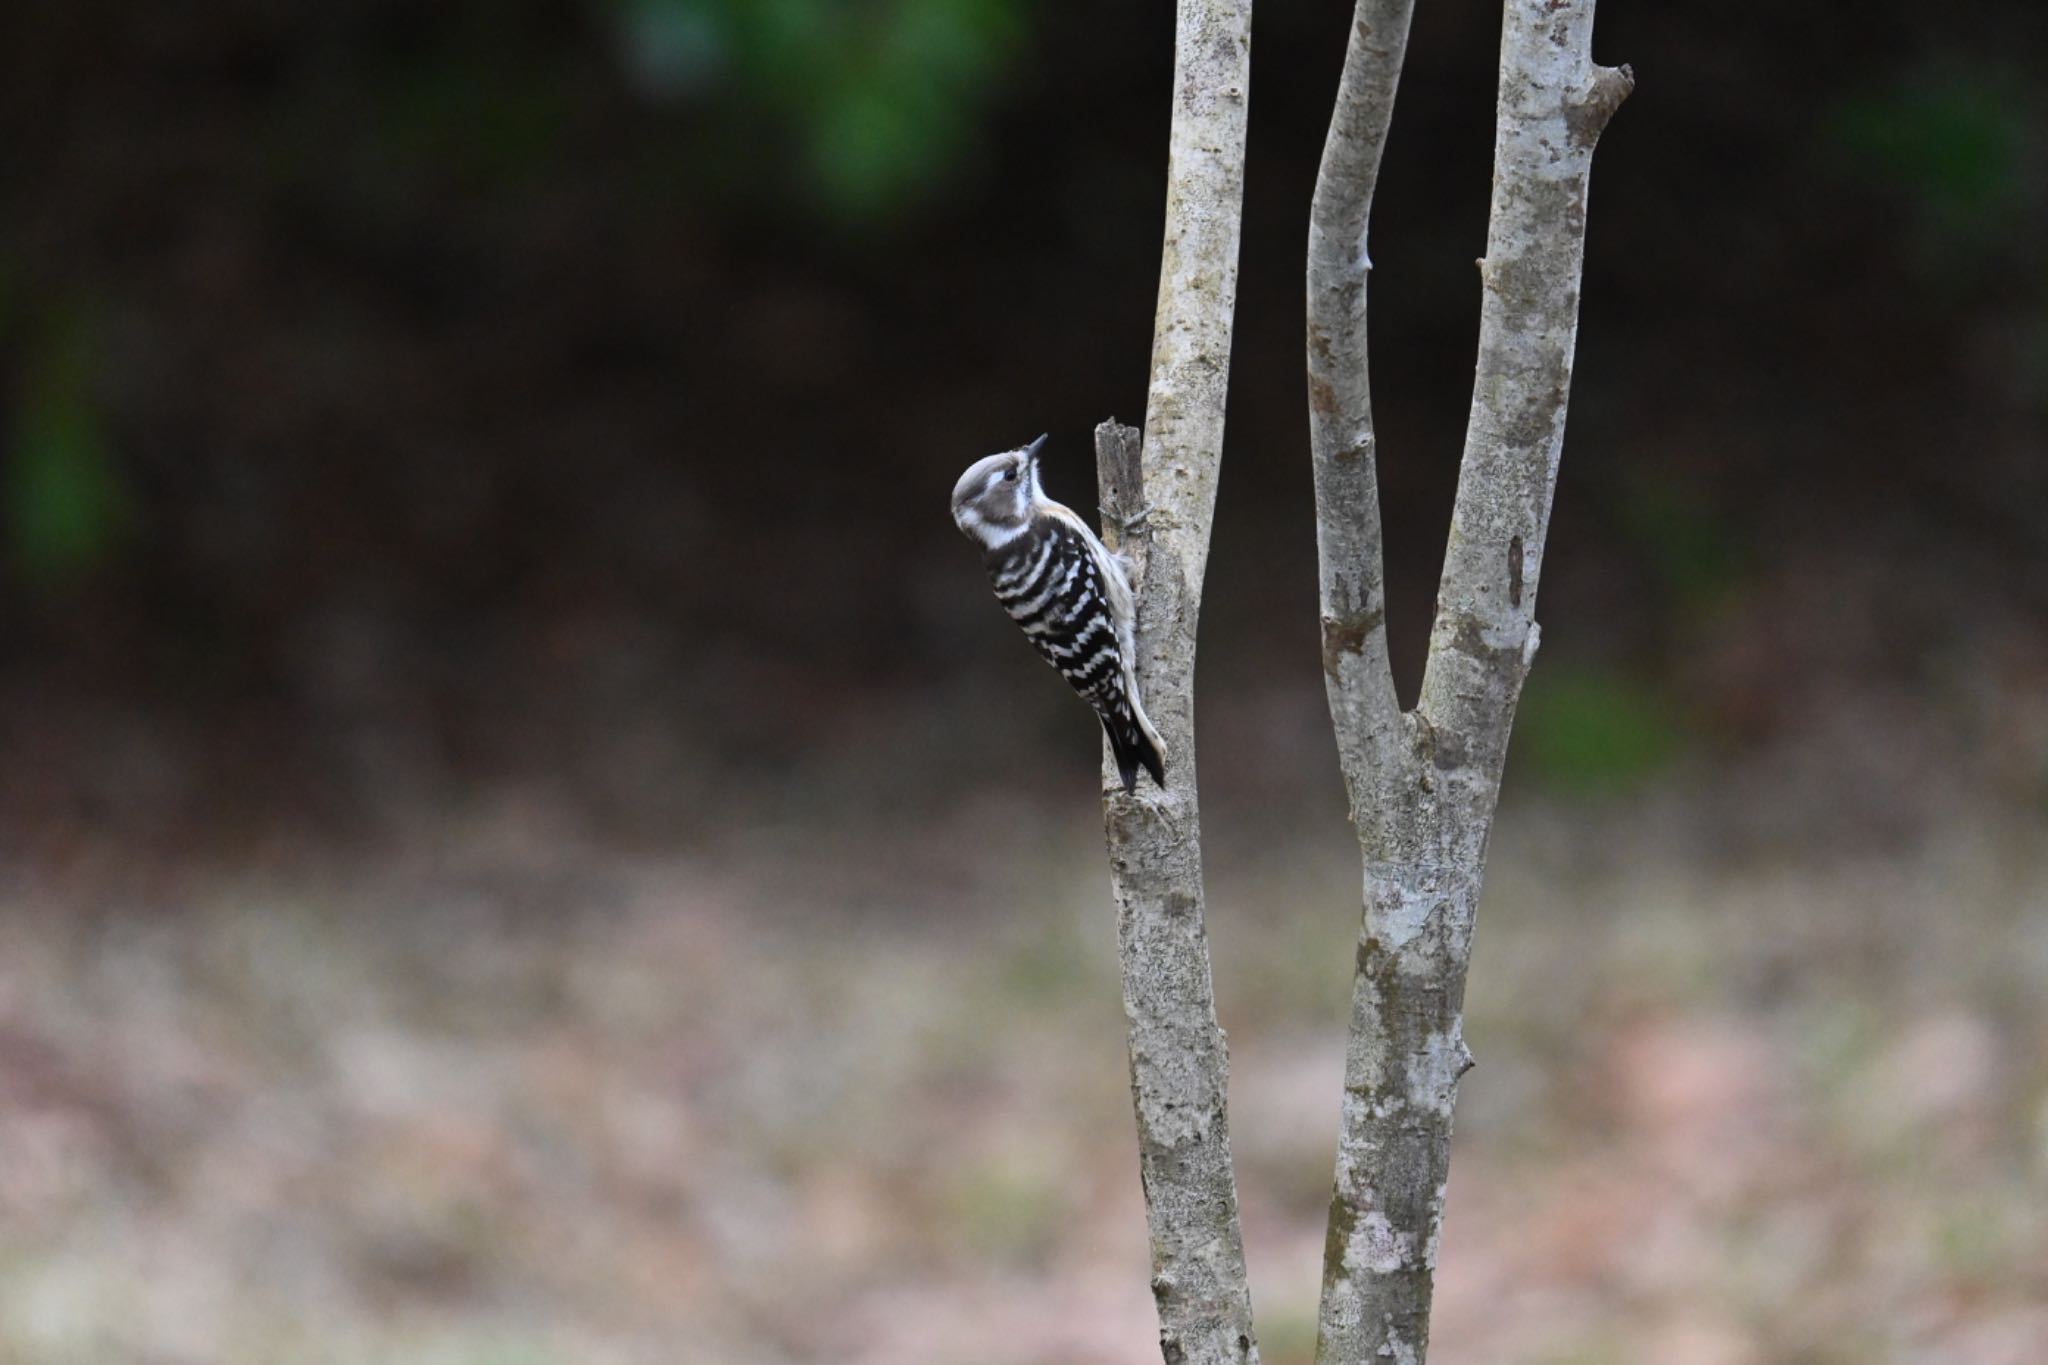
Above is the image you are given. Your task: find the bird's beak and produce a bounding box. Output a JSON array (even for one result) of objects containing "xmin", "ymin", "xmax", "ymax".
[{"xmin": 1024, "ymin": 432, "xmax": 1048, "ymax": 468}]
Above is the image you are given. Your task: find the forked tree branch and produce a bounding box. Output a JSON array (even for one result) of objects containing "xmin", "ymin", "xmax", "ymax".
[
  {"xmin": 1093, "ymin": 2, "xmax": 1257, "ymax": 1364},
  {"xmin": 1311, "ymin": 3, "xmax": 1630, "ymax": 1363}
]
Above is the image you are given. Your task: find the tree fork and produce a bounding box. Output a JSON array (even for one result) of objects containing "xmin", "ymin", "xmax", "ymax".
[{"xmin": 1310, "ymin": 2, "xmax": 1630, "ymax": 1363}]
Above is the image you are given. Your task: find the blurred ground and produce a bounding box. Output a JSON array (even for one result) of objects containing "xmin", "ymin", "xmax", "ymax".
[{"xmin": 3, "ymin": 769, "xmax": 2045, "ymax": 1365}]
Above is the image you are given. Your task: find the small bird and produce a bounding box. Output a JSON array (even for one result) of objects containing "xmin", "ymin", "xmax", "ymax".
[{"xmin": 952, "ymin": 434, "xmax": 1166, "ymax": 792}]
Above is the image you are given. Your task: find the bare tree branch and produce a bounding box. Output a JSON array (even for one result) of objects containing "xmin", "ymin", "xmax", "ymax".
[
  {"xmin": 1312, "ymin": 3, "xmax": 1630, "ymax": 1363},
  {"xmin": 1309, "ymin": 0, "xmax": 1418, "ymax": 834},
  {"xmin": 1417, "ymin": 18, "xmax": 1632, "ymax": 759},
  {"xmin": 1092, "ymin": 2, "xmax": 1257, "ymax": 1363}
]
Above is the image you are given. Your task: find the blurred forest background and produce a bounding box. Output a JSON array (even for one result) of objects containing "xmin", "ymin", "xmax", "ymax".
[{"xmin": 1, "ymin": 1, "xmax": 2045, "ymax": 1362}]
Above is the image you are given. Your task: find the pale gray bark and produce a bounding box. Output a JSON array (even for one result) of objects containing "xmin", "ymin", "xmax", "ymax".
[
  {"xmin": 1091, "ymin": 2, "xmax": 1257, "ymax": 1363},
  {"xmin": 1310, "ymin": 3, "xmax": 1631, "ymax": 1364},
  {"xmin": 1079, "ymin": 1, "xmax": 1623, "ymax": 1359},
  {"xmin": 1309, "ymin": 0, "xmax": 1416, "ymax": 837}
]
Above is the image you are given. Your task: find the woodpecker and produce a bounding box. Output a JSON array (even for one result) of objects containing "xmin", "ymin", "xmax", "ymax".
[{"xmin": 952, "ymin": 434, "xmax": 1166, "ymax": 792}]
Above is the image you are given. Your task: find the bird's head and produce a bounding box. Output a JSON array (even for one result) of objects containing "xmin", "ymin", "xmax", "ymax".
[{"xmin": 950, "ymin": 434, "xmax": 1046, "ymax": 549}]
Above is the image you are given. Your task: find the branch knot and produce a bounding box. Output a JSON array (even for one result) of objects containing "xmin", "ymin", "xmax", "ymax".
[{"xmin": 1566, "ymin": 62, "xmax": 1635, "ymax": 148}]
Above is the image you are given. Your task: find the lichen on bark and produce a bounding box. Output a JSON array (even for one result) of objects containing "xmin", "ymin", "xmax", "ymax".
[
  {"xmin": 1092, "ymin": 3, "xmax": 1259, "ymax": 1364},
  {"xmin": 1308, "ymin": 2, "xmax": 1629, "ymax": 1363},
  {"xmin": 1076, "ymin": 2, "xmax": 1626, "ymax": 1360}
]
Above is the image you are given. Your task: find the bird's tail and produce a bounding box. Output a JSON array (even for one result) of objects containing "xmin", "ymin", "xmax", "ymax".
[{"xmin": 1101, "ymin": 698, "xmax": 1167, "ymax": 794}]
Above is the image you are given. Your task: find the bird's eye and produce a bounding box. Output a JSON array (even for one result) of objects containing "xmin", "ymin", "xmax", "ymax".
[{"xmin": 1001, "ymin": 468, "xmax": 1017, "ymax": 482}]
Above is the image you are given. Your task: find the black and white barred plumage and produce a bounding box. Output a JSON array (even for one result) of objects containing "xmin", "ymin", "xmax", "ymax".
[{"xmin": 951, "ymin": 434, "xmax": 1166, "ymax": 792}]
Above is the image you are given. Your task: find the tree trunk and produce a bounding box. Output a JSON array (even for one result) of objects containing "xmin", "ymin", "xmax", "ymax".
[
  {"xmin": 1093, "ymin": 1, "xmax": 1258, "ymax": 1363},
  {"xmin": 1308, "ymin": 3, "xmax": 1631, "ymax": 1363}
]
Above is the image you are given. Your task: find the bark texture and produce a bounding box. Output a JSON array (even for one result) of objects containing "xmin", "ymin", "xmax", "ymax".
[
  {"xmin": 1310, "ymin": 3, "xmax": 1630, "ymax": 1363},
  {"xmin": 1093, "ymin": 2, "xmax": 1257, "ymax": 1363},
  {"xmin": 1308, "ymin": 0, "xmax": 1417, "ymax": 832}
]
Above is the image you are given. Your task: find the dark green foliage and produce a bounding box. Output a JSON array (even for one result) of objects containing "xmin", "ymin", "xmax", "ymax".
[
  {"xmin": 371, "ymin": 54, "xmax": 575, "ymax": 191},
  {"xmin": 4, "ymin": 307, "xmax": 131, "ymax": 586},
  {"xmin": 1615, "ymin": 476, "xmax": 1747, "ymax": 618},
  {"xmin": 1828, "ymin": 65, "xmax": 2047, "ymax": 278},
  {"xmin": 615, "ymin": 0, "xmax": 1029, "ymax": 220},
  {"xmin": 1515, "ymin": 665, "xmax": 1684, "ymax": 794}
]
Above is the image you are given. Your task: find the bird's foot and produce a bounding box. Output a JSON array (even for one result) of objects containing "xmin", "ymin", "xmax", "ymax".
[{"xmin": 1101, "ymin": 502, "xmax": 1155, "ymax": 538}]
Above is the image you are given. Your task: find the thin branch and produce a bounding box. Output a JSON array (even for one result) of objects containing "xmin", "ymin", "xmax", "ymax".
[
  {"xmin": 1314, "ymin": 3, "xmax": 1630, "ymax": 1363},
  {"xmin": 1093, "ymin": 1, "xmax": 1257, "ymax": 1362},
  {"xmin": 1308, "ymin": 0, "xmax": 1417, "ymax": 834},
  {"xmin": 1417, "ymin": 11, "xmax": 1633, "ymax": 768}
]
